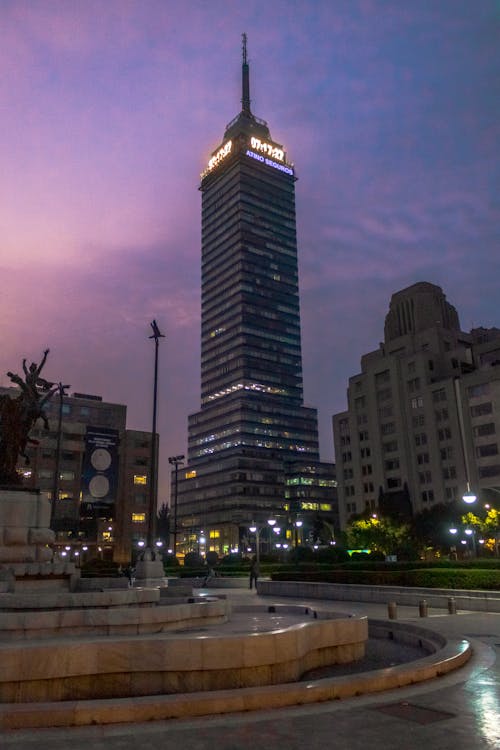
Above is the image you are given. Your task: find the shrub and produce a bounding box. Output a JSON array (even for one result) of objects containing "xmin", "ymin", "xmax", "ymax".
[
  {"xmin": 205, "ymin": 551, "xmax": 219, "ymax": 567},
  {"xmin": 81, "ymin": 558, "xmax": 121, "ymax": 578},
  {"xmin": 183, "ymin": 551, "xmax": 205, "ymax": 568},
  {"xmin": 271, "ymin": 566, "xmax": 500, "ymax": 590}
]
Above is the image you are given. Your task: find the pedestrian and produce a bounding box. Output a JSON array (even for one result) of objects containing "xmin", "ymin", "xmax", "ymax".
[
  {"xmin": 203, "ymin": 565, "xmax": 215, "ymax": 587},
  {"xmin": 249, "ymin": 556, "xmax": 260, "ymax": 590},
  {"xmin": 125, "ymin": 565, "xmax": 135, "ymax": 587}
]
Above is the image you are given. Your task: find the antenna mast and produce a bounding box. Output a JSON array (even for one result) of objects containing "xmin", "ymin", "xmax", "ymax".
[{"xmin": 241, "ymin": 32, "xmax": 251, "ymax": 113}]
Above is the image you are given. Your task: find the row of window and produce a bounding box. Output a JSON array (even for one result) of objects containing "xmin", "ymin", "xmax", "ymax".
[
  {"xmin": 350, "ymin": 392, "xmax": 492, "ymax": 424},
  {"xmin": 343, "ymin": 424, "xmax": 496, "ymax": 462}
]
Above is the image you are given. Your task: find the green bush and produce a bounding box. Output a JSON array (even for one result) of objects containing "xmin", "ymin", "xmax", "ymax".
[
  {"xmin": 271, "ymin": 566, "xmax": 500, "ymax": 590},
  {"xmin": 183, "ymin": 552, "xmax": 205, "ymax": 568},
  {"xmin": 81, "ymin": 558, "xmax": 121, "ymax": 578},
  {"xmin": 162, "ymin": 553, "xmax": 180, "ymax": 568}
]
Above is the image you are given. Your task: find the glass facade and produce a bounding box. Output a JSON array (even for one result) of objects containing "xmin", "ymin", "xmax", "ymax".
[
  {"xmin": 189, "ymin": 123, "xmax": 319, "ymax": 463},
  {"xmin": 176, "ymin": 43, "xmax": 335, "ymax": 553}
]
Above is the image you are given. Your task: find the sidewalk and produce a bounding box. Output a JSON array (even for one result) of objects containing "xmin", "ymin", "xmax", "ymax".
[{"xmin": 1, "ymin": 586, "xmax": 498, "ymax": 750}]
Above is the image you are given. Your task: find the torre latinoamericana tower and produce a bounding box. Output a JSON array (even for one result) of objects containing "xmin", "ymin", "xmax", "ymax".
[{"xmin": 175, "ymin": 37, "xmax": 336, "ymax": 555}]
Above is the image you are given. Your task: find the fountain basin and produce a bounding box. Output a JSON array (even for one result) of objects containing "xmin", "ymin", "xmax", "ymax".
[{"xmin": 0, "ymin": 605, "xmax": 367, "ymax": 702}]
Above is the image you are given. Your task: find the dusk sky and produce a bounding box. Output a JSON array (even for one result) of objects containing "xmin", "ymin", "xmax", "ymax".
[{"xmin": 1, "ymin": 0, "xmax": 499, "ymax": 503}]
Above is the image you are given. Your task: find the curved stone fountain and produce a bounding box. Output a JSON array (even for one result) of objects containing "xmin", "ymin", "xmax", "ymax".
[{"xmin": 0, "ymin": 490, "xmax": 471, "ymax": 731}]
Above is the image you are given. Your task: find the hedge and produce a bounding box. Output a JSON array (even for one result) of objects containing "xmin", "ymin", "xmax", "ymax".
[{"xmin": 271, "ymin": 567, "xmax": 500, "ymax": 590}]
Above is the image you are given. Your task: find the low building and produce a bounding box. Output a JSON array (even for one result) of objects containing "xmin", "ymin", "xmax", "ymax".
[{"xmin": 1, "ymin": 387, "xmax": 157, "ymax": 563}]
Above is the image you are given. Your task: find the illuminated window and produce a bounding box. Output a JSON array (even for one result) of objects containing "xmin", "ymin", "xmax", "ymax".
[
  {"xmin": 209, "ymin": 530, "xmax": 220, "ymax": 539},
  {"xmin": 132, "ymin": 513, "xmax": 146, "ymax": 523},
  {"xmin": 134, "ymin": 475, "xmax": 147, "ymax": 485},
  {"xmin": 59, "ymin": 470, "xmax": 75, "ymax": 481},
  {"xmin": 185, "ymin": 470, "xmax": 197, "ymax": 479},
  {"xmin": 58, "ymin": 492, "xmax": 73, "ymax": 500},
  {"xmin": 320, "ymin": 504, "xmax": 332, "ymax": 511}
]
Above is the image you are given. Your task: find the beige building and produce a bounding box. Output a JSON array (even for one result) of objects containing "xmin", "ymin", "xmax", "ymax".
[
  {"xmin": 333, "ymin": 282, "xmax": 500, "ymax": 529},
  {"xmin": 1, "ymin": 387, "xmax": 157, "ymax": 563}
]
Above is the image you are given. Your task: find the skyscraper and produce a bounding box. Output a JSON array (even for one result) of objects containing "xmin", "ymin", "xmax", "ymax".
[{"xmin": 176, "ymin": 37, "xmax": 336, "ymax": 556}]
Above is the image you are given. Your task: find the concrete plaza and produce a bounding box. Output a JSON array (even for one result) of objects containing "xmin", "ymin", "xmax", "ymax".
[{"xmin": 1, "ymin": 586, "xmax": 498, "ymax": 750}]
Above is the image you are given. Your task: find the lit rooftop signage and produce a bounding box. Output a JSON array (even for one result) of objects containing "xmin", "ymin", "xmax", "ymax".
[
  {"xmin": 246, "ymin": 149, "xmax": 294, "ymax": 176},
  {"xmin": 249, "ymin": 137, "xmax": 284, "ymax": 162},
  {"xmin": 202, "ymin": 140, "xmax": 232, "ymax": 177}
]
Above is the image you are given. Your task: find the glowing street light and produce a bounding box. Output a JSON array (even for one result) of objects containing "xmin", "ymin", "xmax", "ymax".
[{"xmin": 463, "ymin": 490, "xmax": 477, "ymax": 505}]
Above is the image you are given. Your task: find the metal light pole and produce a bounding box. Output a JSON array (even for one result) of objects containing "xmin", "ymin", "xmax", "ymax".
[
  {"xmin": 267, "ymin": 518, "xmax": 276, "ymax": 555},
  {"xmin": 249, "ymin": 524, "xmax": 261, "ymax": 564},
  {"xmin": 49, "ymin": 382, "xmax": 70, "ymax": 531},
  {"xmin": 294, "ymin": 519, "xmax": 303, "ymax": 548},
  {"xmin": 169, "ymin": 454, "xmax": 184, "ymax": 558},
  {"xmin": 147, "ymin": 320, "xmax": 164, "ymax": 554}
]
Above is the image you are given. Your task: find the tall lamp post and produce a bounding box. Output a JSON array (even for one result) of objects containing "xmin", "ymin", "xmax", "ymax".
[
  {"xmin": 294, "ymin": 519, "xmax": 303, "ymax": 548},
  {"xmin": 49, "ymin": 382, "xmax": 70, "ymax": 531},
  {"xmin": 134, "ymin": 322, "xmax": 165, "ymax": 585},
  {"xmin": 146, "ymin": 320, "xmax": 164, "ymax": 554},
  {"xmin": 169, "ymin": 454, "xmax": 184, "ymax": 558},
  {"xmin": 249, "ymin": 524, "xmax": 261, "ymax": 564}
]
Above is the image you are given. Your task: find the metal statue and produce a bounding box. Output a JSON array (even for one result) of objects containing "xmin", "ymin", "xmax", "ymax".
[{"xmin": 0, "ymin": 350, "xmax": 58, "ymax": 485}]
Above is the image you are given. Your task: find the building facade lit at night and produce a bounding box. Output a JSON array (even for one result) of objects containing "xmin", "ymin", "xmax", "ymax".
[{"xmin": 175, "ymin": 37, "xmax": 337, "ymax": 556}]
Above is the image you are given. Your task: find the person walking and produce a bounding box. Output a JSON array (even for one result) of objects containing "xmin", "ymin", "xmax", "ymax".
[
  {"xmin": 203, "ymin": 565, "xmax": 215, "ymax": 587},
  {"xmin": 249, "ymin": 556, "xmax": 260, "ymax": 590}
]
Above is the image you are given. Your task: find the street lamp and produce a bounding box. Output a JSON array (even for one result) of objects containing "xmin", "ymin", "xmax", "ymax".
[
  {"xmin": 48, "ymin": 381, "xmax": 70, "ymax": 531},
  {"xmin": 294, "ymin": 519, "xmax": 303, "ymax": 547},
  {"xmin": 464, "ymin": 528, "xmax": 477, "ymax": 557},
  {"xmin": 463, "ymin": 484, "xmax": 477, "ymax": 505},
  {"xmin": 146, "ymin": 320, "xmax": 164, "ymax": 555},
  {"xmin": 169, "ymin": 454, "xmax": 185, "ymax": 558},
  {"xmin": 249, "ymin": 523, "xmax": 261, "ymax": 563},
  {"xmin": 267, "ymin": 518, "xmax": 277, "ymax": 554}
]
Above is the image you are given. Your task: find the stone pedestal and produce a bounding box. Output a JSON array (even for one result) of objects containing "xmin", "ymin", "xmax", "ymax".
[
  {"xmin": 0, "ymin": 487, "xmax": 77, "ymax": 590},
  {"xmin": 134, "ymin": 549, "xmax": 166, "ymax": 588}
]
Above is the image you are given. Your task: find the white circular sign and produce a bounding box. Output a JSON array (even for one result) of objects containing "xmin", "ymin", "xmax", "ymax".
[
  {"xmin": 90, "ymin": 448, "xmax": 112, "ymax": 472},
  {"xmin": 89, "ymin": 474, "xmax": 110, "ymax": 498}
]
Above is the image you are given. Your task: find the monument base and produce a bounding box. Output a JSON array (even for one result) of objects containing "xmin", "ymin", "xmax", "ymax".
[
  {"xmin": 0, "ymin": 487, "xmax": 78, "ymax": 592},
  {"xmin": 134, "ymin": 556, "xmax": 166, "ymax": 588}
]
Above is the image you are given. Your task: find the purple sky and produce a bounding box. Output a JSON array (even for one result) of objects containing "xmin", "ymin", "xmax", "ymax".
[{"xmin": 1, "ymin": 0, "xmax": 499, "ymax": 503}]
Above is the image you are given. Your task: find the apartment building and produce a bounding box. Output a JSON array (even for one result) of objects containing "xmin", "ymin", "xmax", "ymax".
[{"xmin": 333, "ymin": 282, "xmax": 500, "ymax": 528}]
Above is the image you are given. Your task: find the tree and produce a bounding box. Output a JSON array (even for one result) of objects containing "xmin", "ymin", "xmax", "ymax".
[
  {"xmin": 461, "ymin": 508, "xmax": 500, "ymax": 555},
  {"xmin": 347, "ymin": 515, "xmax": 416, "ymax": 559},
  {"xmin": 411, "ymin": 501, "xmax": 460, "ymax": 555},
  {"xmin": 156, "ymin": 503, "xmax": 170, "ymax": 548}
]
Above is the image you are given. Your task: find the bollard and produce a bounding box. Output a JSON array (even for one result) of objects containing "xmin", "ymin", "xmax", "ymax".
[
  {"xmin": 448, "ymin": 597, "xmax": 457, "ymax": 615},
  {"xmin": 419, "ymin": 599, "xmax": 428, "ymax": 617},
  {"xmin": 388, "ymin": 601, "xmax": 397, "ymax": 619}
]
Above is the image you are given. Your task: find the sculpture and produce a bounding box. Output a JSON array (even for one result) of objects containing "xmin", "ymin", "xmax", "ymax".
[{"xmin": 0, "ymin": 350, "xmax": 58, "ymax": 485}]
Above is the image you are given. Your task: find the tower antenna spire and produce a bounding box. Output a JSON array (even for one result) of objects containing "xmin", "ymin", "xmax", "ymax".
[{"xmin": 241, "ymin": 32, "xmax": 251, "ymax": 113}]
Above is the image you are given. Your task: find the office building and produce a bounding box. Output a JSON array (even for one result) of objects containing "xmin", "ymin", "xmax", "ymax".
[
  {"xmin": 333, "ymin": 282, "xmax": 500, "ymax": 528},
  {"xmin": 1, "ymin": 387, "xmax": 157, "ymax": 563},
  {"xmin": 176, "ymin": 37, "xmax": 337, "ymax": 555}
]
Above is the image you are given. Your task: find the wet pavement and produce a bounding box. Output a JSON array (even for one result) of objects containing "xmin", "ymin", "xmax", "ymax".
[{"xmin": 1, "ymin": 586, "xmax": 498, "ymax": 750}]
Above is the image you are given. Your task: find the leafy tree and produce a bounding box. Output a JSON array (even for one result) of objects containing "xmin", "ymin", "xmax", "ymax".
[
  {"xmin": 461, "ymin": 508, "xmax": 500, "ymax": 555},
  {"xmin": 184, "ymin": 551, "xmax": 204, "ymax": 568},
  {"xmin": 156, "ymin": 503, "xmax": 170, "ymax": 548},
  {"xmin": 347, "ymin": 515, "xmax": 416, "ymax": 558},
  {"xmin": 312, "ymin": 516, "xmax": 336, "ymax": 544},
  {"xmin": 411, "ymin": 501, "xmax": 460, "ymax": 554}
]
